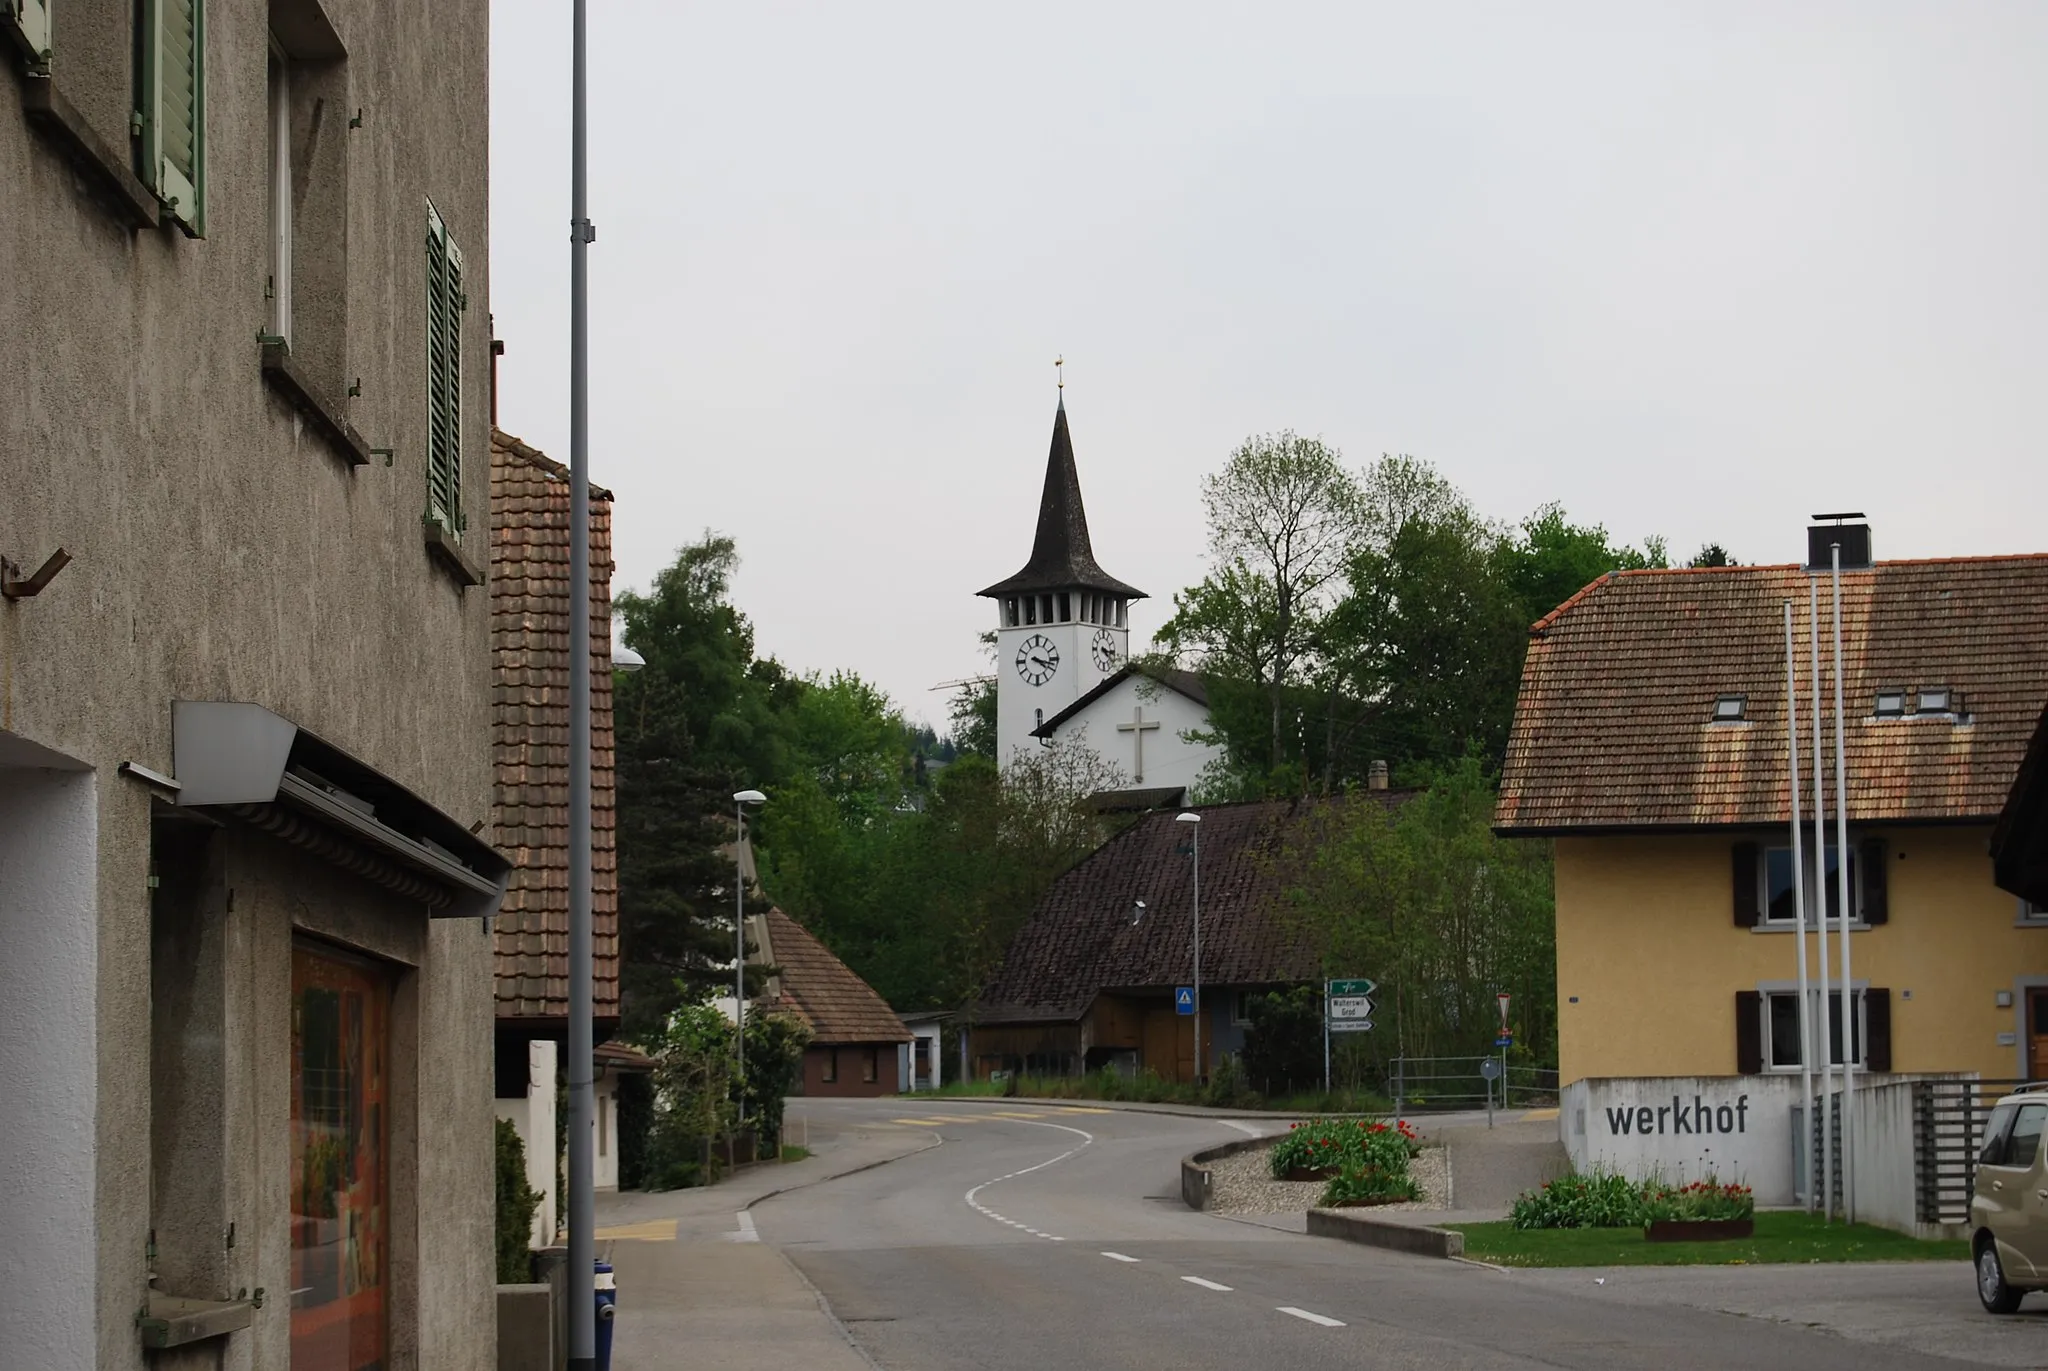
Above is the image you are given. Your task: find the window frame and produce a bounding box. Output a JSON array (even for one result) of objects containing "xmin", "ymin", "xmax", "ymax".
[
  {"xmin": 7, "ymin": 0, "xmax": 51, "ymax": 58},
  {"xmin": 1757, "ymin": 841, "xmax": 1865, "ymax": 929},
  {"xmin": 139, "ymin": 0, "xmax": 206, "ymax": 236},
  {"xmin": 819, "ymin": 1049, "xmax": 837, "ymax": 1084},
  {"xmin": 424, "ymin": 199, "xmax": 465, "ymax": 536},
  {"xmin": 2018, "ymin": 898, "xmax": 2048, "ymax": 928},
  {"xmin": 1759, "ymin": 985, "xmax": 1868, "ymax": 1071},
  {"xmin": 266, "ymin": 35, "xmax": 292, "ymax": 344},
  {"xmin": 862, "ymin": 1048, "xmax": 878, "ymax": 1084}
]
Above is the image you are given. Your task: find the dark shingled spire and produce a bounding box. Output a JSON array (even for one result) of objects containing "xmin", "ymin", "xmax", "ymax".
[{"xmin": 978, "ymin": 401, "xmax": 1146, "ymax": 600}]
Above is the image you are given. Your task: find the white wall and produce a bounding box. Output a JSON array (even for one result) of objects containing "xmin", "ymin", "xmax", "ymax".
[
  {"xmin": 1048, "ymin": 675, "xmax": 1218, "ymax": 793},
  {"xmin": 0, "ymin": 760, "xmax": 98, "ymax": 1368},
  {"xmin": 493, "ymin": 1038, "xmax": 559, "ymax": 1247},
  {"xmin": 996, "ymin": 613, "xmax": 1128, "ymax": 769},
  {"xmin": 594, "ymin": 1074, "xmax": 620, "ymax": 1192}
]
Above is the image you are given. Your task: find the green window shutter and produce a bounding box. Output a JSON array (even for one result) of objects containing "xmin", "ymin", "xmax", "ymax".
[
  {"xmin": 141, "ymin": 0, "xmax": 204, "ymax": 235},
  {"xmin": 425, "ymin": 203, "xmax": 463, "ymax": 533},
  {"xmin": 9, "ymin": 0, "xmax": 53, "ymax": 62}
]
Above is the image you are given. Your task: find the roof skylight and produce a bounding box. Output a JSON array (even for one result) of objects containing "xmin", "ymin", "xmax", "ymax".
[
  {"xmin": 1712, "ymin": 695, "xmax": 1746, "ymax": 722},
  {"xmin": 1874, "ymin": 690, "xmax": 1906, "ymax": 718}
]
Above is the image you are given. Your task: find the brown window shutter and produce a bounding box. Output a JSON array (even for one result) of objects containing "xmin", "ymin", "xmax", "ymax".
[
  {"xmin": 1860, "ymin": 838, "xmax": 1888, "ymax": 924},
  {"xmin": 1865, "ymin": 988, "xmax": 1892, "ymax": 1071},
  {"xmin": 1732, "ymin": 843, "xmax": 1760, "ymax": 927},
  {"xmin": 1735, "ymin": 990, "xmax": 1763, "ymax": 1074}
]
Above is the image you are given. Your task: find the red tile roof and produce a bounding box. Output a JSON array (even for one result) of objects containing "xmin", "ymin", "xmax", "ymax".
[
  {"xmin": 1496, "ymin": 557, "xmax": 2048, "ymax": 833},
  {"xmin": 756, "ymin": 908, "xmax": 910, "ymax": 1045},
  {"xmin": 490, "ymin": 428, "xmax": 619, "ymax": 1024},
  {"xmin": 976, "ymin": 797, "xmax": 1388, "ymax": 1024}
]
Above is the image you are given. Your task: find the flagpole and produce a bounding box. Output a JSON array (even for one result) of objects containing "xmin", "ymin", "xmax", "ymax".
[
  {"xmin": 1810, "ymin": 578, "xmax": 1834, "ymax": 1220},
  {"xmin": 1784, "ymin": 601, "xmax": 1815, "ymax": 1212},
  {"xmin": 1831, "ymin": 542, "xmax": 1857, "ymax": 1222}
]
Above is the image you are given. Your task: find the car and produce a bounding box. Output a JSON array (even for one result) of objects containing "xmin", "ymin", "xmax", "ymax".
[{"xmin": 1970, "ymin": 1082, "xmax": 2048, "ymax": 1314}]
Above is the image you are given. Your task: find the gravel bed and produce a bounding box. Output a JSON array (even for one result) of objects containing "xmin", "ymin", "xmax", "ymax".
[{"xmin": 1205, "ymin": 1142, "xmax": 1450, "ymax": 1216}]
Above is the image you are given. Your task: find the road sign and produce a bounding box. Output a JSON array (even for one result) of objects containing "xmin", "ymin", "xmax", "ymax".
[
  {"xmin": 1174, "ymin": 987, "xmax": 1195, "ymax": 1016},
  {"xmin": 1494, "ymin": 1034, "xmax": 1513, "ymax": 1047},
  {"xmin": 1328, "ymin": 1018, "xmax": 1373, "ymax": 1034},
  {"xmin": 1329, "ymin": 994, "xmax": 1374, "ymax": 1020},
  {"xmin": 1478, "ymin": 1057, "xmax": 1503, "ymax": 1081},
  {"xmin": 1327, "ymin": 978, "xmax": 1376, "ymax": 997}
]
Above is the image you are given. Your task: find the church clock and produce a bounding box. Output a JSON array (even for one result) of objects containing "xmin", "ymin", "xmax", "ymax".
[
  {"xmin": 1015, "ymin": 634, "xmax": 1059, "ymax": 686},
  {"xmin": 1091, "ymin": 628, "xmax": 1120, "ymax": 673}
]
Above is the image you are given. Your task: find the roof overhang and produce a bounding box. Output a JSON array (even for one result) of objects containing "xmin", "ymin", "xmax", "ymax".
[
  {"xmin": 1992, "ymin": 702, "xmax": 2048, "ymax": 905},
  {"xmin": 1494, "ymin": 815, "xmax": 2001, "ymax": 840},
  {"xmin": 172, "ymin": 701, "xmax": 509, "ymax": 918}
]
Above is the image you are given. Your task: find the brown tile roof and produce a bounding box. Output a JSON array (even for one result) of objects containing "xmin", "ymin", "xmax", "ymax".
[
  {"xmin": 756, "ymin": 908, "xmax": 911, "ymax": 1045},
  {"xmin": 976, "ymin": 797, "xmax": 1378, "ymax": 1024},
  {"xmin": 594, "ymin": 1040, "xmax": 655, "ymax": 1072},
  {"xmin": 1496, "ymin": 556, "xmax": 2048, "ymax": 833},
  {"xmin": 490, "ymin": 428, "xmax": 619, "ymax": 1024}
]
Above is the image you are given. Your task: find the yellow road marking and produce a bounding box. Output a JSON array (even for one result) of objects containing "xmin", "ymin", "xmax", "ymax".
[
  {"xmin": 595, "ymin": 1219, "xmax": 676, "ymax": 1243},
  {"xmin": 1522, "ymin": 1107, "xmax": 1559, "ymax": 1122}
]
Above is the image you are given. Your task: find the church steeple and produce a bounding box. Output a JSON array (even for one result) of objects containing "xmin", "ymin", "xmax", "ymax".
[{"xmin": 977, "ymin": 400, "xmax": 1146, "ymax": 602}]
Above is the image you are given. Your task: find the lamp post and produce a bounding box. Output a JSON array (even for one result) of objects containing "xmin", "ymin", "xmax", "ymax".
[
  {"xmin": 1176, "ymin": 811, "xmax": 1202, "ymax": 1082},
  {"xmin": 734, "ymin": 789, "xmax": 766, "ymax": 1118}
]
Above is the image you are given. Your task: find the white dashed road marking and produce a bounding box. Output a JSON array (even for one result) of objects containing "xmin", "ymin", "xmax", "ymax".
[
  {"xmin": 962, "ymin": 1119, "xmax": 1095, "ymax": 1242},
  {"xmin": 1100, "ymin": 1252, "xmax": 1141, "ymax": 1263},
  {"xmin": 1277, "ymin": 1306, "xmax": 1346, "ymax": 1327},
  {"xmin": 1220, "ymin": 1120, "xmax": 1265, "ymax": 1136},
  {"xmin": 1181, "ymin": 1276, "xmax": 1234, "ymax": 1292}
]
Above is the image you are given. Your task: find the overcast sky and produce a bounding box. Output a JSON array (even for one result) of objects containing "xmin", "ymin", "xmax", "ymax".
[{"xmin": 490, "ymin": 2, "xmax": 2048, "ymax": 731}]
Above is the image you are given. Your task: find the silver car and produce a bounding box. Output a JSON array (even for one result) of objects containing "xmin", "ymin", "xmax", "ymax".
[{"xmin": 1970, "ymin": 1084, "xmax": 2048, "ymax": 1314}]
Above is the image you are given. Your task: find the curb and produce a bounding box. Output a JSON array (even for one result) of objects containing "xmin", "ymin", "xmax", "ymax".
[
  {"xmin": 1306, "ymin": 1207, "xmax": 1465, "ymax": 1259},
  {"xmin": 1178, "ymin": 1135, "xmax": 1274, "ymax": 1211},
  {"xmin": 742, "ymin": 1136, "xmax": 943, "ymax": 1212}
]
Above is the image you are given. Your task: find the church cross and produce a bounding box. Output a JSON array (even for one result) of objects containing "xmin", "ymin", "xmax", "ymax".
[{"xmin": 1117, "ymin": 705, "xmax": 1162, "ymax": 783}]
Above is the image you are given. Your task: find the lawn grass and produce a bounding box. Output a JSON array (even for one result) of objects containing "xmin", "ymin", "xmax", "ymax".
[
  {"xmin": 777, "ymin": 1145, "xmax": 812, "ymax": 1164},
  {"xmin": 1448, "ymin": 1211, "xmax": 1971, "ymax": 1268}
]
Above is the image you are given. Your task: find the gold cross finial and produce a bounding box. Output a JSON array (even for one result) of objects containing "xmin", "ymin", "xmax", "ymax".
[{"xmin": 1055, "ymin": 355, "xmax": 1064, "ymax": 391}]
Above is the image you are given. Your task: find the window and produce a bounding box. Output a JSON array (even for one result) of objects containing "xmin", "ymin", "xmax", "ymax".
[
  {"xmin": 1981, "ymin": 1104, "xmax": 2019, "ymax": 1166},
  {"xmin": 2007, "ymin": 1105, "xmax": 2046, "ymax": 1170},
  {"xmin": 862, "ymin": 1049, "xmax": 878, "ymax": 1084},
  {"xmin": 1005, "ymin": 598, "xmax": 1019, "ymax": 628},
  {"xmin": 140, "ymin": 0, "xmax": 206, "ymax": 235},
  {"xmin": 7, "ymin": 0, "xmax": 50, "ymax": 58},
  {"xmin": 2021, "ymin": 898, "xmax": 2048, "ymax": 926},
  {"xmin": 1712, "ymin": 695, "xmax": 1746, "ymax": 722},
  {"xmin": 1058, "ymin": 592, "xmax": 1071, "ymax": 623},
  {"xmin": 820, "ymin": 1050, "xmax": 837, "ymax": 1083},
  {"xmin": 267, "ymin": 39, "xmax": 292, "ymax": 342},
  {"xmin": 1874, "ymin": 689, "xmax": 1906, "ymax": 717},
  {"xmin": 1760, "ymin": 844, "xmax": 1860, "ymax": 925},
  {"xmin": 1761, "ymin": 989, "xmax": 1866, "ymax": 1069},
  {"xmin": 425, "ymin": 201, "xmax": 465, "ymax": 534},
  {"xmin": 1914, "ymin": 687, "xmax": 1951, "ymax": 715}
]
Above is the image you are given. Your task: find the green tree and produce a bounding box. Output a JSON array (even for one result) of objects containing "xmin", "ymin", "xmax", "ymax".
[
  {"xmin": 1496, "ymin": 504, "xmax": 1667, "ymax": 627},
  {"xmin": 1160, "ymin": 433, "xmax": 1362, "ymax": 782}
]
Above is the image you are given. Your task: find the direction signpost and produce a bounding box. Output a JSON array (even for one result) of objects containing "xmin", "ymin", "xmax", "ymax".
[{"xmin": 1323, "ymin": 979, "xmax": 1377, "ymax": 1093}]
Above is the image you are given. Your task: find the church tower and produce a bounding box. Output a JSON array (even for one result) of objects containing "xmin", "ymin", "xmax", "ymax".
[{"xmin": 978, "ymin": 394, "xmax": 1146, "ymax": 766}]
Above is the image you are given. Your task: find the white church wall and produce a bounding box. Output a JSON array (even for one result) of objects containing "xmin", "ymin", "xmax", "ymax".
[
  {"xmin": 994, "ymin": 614, "xmax": 1128, "ymax": 768},
  {"xmin": 1050, "ymin": 675, "xmax": 1218, "ymax": 794}
]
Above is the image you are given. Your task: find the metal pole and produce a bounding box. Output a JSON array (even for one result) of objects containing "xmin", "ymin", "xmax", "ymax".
[
  {"xmin": 735, "ymin": 800, "xmax": 747, "ymax": 1122},
  {"xmin": 565, "ymin": 0, "xmax": 595, "ymax": 1359},
  {"xmin": 1810, "ymin": 579, "xmax": 1833, "ymax": 1221},
  {"xmin": 1831, "ymin": 543, "xmax": 1856, "ymax": 1223},
  {"xmin": 1191, "ymin": 825, "xmax": 1202, "ymax": 1084},
  {"xmin": 1322, "ymin": 980, "xmax": 1331, "ymax": 1098},
  {"xmin": 1784, "ymin": 600, "xmax": 1815, "ymax": 1212}
]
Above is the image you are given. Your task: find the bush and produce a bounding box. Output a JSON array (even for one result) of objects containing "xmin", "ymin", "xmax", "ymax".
[
  {"xmin": 495, "ymin": 1118, "xmax": 542, "ymax": 1282},
  {"xmin": 1269, "ymin": 1116, "xmax": 1418, "ymax": 1179},
  {"xmin": 1320, "ymin": 1164, "xmax": 1422, "ymax": 1207},
  {"xmin": 1508, "ymin": 1170, "xmax": 1754, "ymax": 1229}
]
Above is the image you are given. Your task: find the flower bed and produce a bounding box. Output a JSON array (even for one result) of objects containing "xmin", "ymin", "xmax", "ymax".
[
  {"xmin": 1508, "ymin": 1170, "xmax": 1754, "ymax": 1231},
  {"xmin": 1268, "ymin": 1117, "xmax": 1425, "ymax": 1209}
]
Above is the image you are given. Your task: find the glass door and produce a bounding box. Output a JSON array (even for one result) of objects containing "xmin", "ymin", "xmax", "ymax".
[{"xmin": 290, "ymin": 943, "xmax": 392, "ymax": 1370}]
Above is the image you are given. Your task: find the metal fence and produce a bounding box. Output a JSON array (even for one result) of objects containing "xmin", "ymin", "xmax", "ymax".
[
  {"xmin": 1389, "ymin": 1056, "xmax": 1560, "ymax": 1113},
  {"xmin": 1912, "ymin": 1078, "xmax": 2024, "ymax": 1226}
]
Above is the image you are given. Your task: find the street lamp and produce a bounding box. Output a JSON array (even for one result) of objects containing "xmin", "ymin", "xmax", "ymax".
[
  {"xmin": 1176, "ymin": 811, "xmax": 1202, "ymax": 1083},
  {"xmin": 733, "ymin": 790, "xmax": 766, "ymax": 1118}
]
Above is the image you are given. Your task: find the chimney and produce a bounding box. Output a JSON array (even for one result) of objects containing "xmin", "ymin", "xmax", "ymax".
[
  {"xmin": 1368, "ymin": 760, "xmax": 1389, "ymax": 792},
  {"xmin": 1806, "ymin": 513, "xmax": 1872, "ymax": 571}
]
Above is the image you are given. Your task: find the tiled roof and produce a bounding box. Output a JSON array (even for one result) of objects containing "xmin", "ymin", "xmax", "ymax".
[
  {"xmin": 756, "ymin": 907, "xmax": 911, "ymax": 1045},
  {"xmin": 1496, "ymin": 556, "xmax": 2048, "ymax": 833},
  {"xmin": 978, "ymin": 399, "xmax": 1145, "ymax": 601},
  {"xmin": 976, "ymin": 797, "xmax": 1377, "ymax": 1024},
  {"xmin": 490, "ymin": 428, "xmax": 619, "ymax": 1024},
  {"xmin": 594, "ymin": 1040, "xmax": 655, "ymax": 1072}
]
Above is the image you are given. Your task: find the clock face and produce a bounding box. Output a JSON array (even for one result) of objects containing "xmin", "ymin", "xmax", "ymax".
[
  {"xmin": 1092, "ymin": 628, "xmax": 1121, "ymax": 673},
  {"xmin": 1015, "ymin": 633, "xmax": 1059, "ymax": 686}
]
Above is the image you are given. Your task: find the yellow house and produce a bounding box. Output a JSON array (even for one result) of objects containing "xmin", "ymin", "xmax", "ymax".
[{"xmin": 1497, "ymin": 543, "xmax": 2048, "ymax": 1092}]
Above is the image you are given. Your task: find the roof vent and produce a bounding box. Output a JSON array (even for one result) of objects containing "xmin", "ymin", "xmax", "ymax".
[{"xmin": 1806, "ymin": 513, "xmax": 1872, "ymax": 571}]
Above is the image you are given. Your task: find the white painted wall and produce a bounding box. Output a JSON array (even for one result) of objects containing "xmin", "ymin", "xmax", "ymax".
[
  {"xmin": 594, "ymin": 1073, "xmax": 620, "ymax": 1192},
  {"xmin": 0, "ymin": 759, "xmax": 98, "ymax": 1368},
  {"xmin": 493, "ymin": 1038, "xmax": 559, "ymax": 1247},
  {"xmin": 995, "ymin": 613, "xmax": 1129, "ymax": 768},
  {"xmin": 1046, "ymin": 675, "xmax": 1218, "ymax": 794}
]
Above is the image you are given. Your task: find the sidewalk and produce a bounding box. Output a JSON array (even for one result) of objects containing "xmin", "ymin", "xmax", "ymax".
[{"xmin": 600, "ymin": 1124, "xmax": 934, "ymax": 1370}]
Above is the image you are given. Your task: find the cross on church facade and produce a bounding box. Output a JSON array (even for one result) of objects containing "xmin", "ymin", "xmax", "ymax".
[{"xmin": 1117, "ymin": 705, "xmax": 1161, "ymax": 783}]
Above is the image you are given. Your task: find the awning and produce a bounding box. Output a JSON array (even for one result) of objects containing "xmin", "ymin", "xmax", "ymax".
[{"xmin": 172, "ymin": 701, "xmax": 510, "ymax": 918}]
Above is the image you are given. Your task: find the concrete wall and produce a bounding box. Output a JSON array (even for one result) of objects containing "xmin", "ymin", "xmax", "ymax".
[
  {"xmin": 1555, "ymin": 828, "xmax": 2048, "ymax": 1085},
  {"xmin": 1, "ymin": 0, "xmax": 496, "ymax": 1361},
  {"xmin": 0, "ymin": 757, "xmax": 98, "ymax": 1368}
]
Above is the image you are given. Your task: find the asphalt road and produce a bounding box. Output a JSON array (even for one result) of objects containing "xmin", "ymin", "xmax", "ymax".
[{"xmin": 756, "ymin": 1097, "xmax": 2037, "ymax": 1371}]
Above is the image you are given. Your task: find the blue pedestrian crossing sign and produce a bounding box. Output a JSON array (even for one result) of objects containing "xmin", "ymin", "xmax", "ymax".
[{"xmin": 1175, "ymin": 987, "xmax": 1195, "ymax": 1015}]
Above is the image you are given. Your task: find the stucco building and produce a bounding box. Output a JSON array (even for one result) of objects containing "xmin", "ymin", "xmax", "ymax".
[
  {"xmin": 753, "ymin": 907, "xmax": 912, "ymax": 1098},
  {"xmin": 1, "ymin": 1, "xmax": 500, "ymax": 1366}
]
